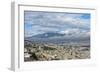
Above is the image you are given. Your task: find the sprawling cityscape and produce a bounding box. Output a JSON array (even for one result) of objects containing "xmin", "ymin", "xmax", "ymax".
[
  {"xmin": 24, "ymin": 39, "xmax": 90, "ymax": 61},
  {"xmin": 24, "ymin": 11, "xmax": 90, "ymax": 62}
]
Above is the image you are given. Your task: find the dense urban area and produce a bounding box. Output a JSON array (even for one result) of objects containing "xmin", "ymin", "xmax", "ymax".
[{"xmin": 24, "ymin": 40, "xmax": 90, "ymax": 62}]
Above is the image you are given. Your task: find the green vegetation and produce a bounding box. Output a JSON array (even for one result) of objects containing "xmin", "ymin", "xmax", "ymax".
[{"xmin": 43, "ymin": 46, "xmax": 56, "ymax": 50}]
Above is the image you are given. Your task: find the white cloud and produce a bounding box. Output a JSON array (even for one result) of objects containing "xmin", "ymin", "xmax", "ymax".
[
  {"xmin": 24, "ymin": 11, "xmax": 90, "ymax": 37},
  {"xmin": 60, "ymin": 28, "xmax": 90, "ymax": 38}
]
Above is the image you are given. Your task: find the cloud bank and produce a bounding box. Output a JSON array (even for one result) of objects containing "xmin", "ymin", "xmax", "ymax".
[{"xmin": 24, "ymin": 11, "xmax": 90, "ymax": 38}]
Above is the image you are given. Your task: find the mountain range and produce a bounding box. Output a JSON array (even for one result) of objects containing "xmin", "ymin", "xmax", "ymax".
[
  {"xmin": 31, "ymin": 32, "xmax": 66, "ymax": 38},
  {"xmin": 25, "ymin": 32, "xmax": 90, "ymax": 44}
]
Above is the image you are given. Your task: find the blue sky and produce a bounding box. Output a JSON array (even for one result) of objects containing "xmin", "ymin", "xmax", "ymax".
[{"xmin": 24, "ymin": 11, "xmax": 90, "ymax": 37}]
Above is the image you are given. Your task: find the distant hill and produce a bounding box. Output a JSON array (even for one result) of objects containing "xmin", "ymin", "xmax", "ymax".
[
  {"xmin": 25, "ymin": 32, "xmax": 90, "ymax": 44},
  {"xmin": 31, "ymin": 32, "xmax": 65, "ymax": 38}
]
